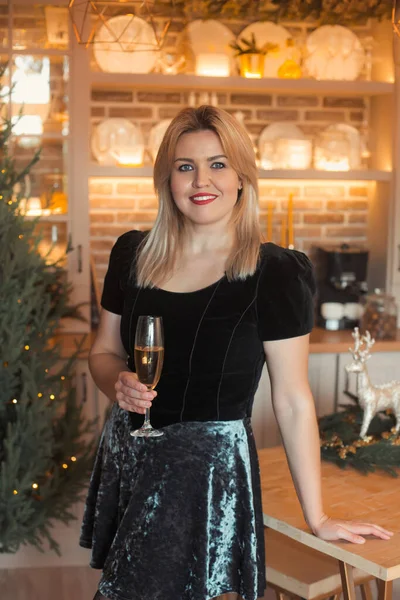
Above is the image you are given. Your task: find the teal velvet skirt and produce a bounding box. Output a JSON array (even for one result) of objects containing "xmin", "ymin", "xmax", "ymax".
[{"xmin": 80, "ymin": 404, "xmax": 266, "ymax": 600}]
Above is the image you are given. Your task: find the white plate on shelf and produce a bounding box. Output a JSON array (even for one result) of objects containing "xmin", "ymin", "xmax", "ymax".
[
  {"xmin": 91, "ymin": 118, "xmax": 144, "ymax": 166},
  {"xmin": 305, "ymin": 25, "xmax": 364, "ymax": 81},
  {"xmin": 326, "ymin": 123, "xmax": 361, "ymax": 169},
  {"xmin": 93, "ymin": 15, "xmax": 158, "ymax": 74},
  {"xmin": 177, "ymin": 19, "xmax": 236, "ymax": 75},
  {"xmin": 148, "ymin": 119, "xmax": 172, "ymax": 163},
  {"xmin": 236, "ymin": 21, "xmax": 293, "ymax": 78}
]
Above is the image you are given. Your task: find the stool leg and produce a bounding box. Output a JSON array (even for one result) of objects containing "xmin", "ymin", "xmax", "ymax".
[
  {"xmin": 360, "ymin": 582, "xmax": 373, "ymax": 600},
  {"xmin": 376, "ymin": 579, "xmax": 393, "ymax": 600},
  {"xmin": 338, "ymin": 561, "xmax": 357, "ymax": 600}
]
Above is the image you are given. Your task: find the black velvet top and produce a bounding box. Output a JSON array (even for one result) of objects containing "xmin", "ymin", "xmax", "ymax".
[{"xmin": 101, "ymin": 230, "xmax": 316, "ymax": 430}]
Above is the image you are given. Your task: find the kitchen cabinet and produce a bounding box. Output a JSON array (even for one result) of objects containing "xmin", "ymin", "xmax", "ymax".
[{"xmin": 253, "ymin": 353, "xmax": 337, "ymax": 449}]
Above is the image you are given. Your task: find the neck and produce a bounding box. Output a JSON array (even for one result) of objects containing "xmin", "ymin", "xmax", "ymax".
[
  {"xmin": 356, "ymin": 368, "xmax": 371, "ymax": 404},
  {"xmin": 182, "ymin": 222, "xmax": 235, "ymax": 255}
]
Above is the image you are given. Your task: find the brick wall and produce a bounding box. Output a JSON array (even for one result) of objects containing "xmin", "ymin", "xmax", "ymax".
[{"xmin": 89, "ymin": 175, "xmax": 370, "ymax": 289}]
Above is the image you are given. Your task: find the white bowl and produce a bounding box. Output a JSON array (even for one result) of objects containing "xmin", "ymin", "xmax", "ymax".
[{"xmin": 321, "ymin": 302, "xmax": 345, "ymax": 320}]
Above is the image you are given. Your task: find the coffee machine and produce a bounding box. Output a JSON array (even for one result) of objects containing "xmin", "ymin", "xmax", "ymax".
[{"xmin": 314, "ymin": 244, "xmax": 369, "ymax": 330}]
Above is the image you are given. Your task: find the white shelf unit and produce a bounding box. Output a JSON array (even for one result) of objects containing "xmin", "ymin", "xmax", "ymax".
[
  {"xmin": 90, "ymin": 71, "xmax": 394, "ymax": 97},
  {"xmin": 88, "ymin": 164, "xmax": 392, "ymax": 182},
  {"xmin": 85, "ymin": 19, "xmax": 399, "ymax": 315}
]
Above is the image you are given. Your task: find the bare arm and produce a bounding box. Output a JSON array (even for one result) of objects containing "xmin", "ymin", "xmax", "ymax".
[
  {"xmin": 263, "ymin": 333, "xmax": 393, "ymax": 544},
  {"xmin": 89, "ymin": 308, "xmax": 155, "ymax": 414}
]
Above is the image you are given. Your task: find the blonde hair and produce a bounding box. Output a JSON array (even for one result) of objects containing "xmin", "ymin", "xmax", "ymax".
[{"xmin": 135, "ymin": 105, "xmax": 262, "ymax": 288}]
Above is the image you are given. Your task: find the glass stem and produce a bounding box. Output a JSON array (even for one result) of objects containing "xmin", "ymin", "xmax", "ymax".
[{"xmin": 144, "ymin": 408, "xmax": 151, "ymax": 427}]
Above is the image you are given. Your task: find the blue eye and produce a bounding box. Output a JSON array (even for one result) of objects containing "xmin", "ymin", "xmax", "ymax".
[
  {"xmin": 211, "ymin": 162, "xmax": 225, "ymax": 169},
  {"xmin": 178, "ymin": 164, "xmax": 193, "ymax": 172}
]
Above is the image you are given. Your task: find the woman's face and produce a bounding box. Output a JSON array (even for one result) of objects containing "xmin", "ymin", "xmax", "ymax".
[{"xmin": 170, "ymin": 129, "xmax": 242, "ymax": 227}]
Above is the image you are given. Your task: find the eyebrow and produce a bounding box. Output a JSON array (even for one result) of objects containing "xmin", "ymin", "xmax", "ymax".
[{"xmin": 174, "ymin": 154, "xmax": 228, "ymax": 163}]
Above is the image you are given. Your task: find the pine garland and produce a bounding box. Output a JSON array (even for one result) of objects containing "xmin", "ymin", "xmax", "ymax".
[
  {"xmin": 319, "ymin": 404, "xmax": 400, "ymax": 477},
  {"xmin": 164, "ymin": 0, "xmax": 393, "ymax": 24}
]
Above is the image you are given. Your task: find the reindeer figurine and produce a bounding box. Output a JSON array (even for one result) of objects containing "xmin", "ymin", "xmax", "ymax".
[{"xmin": 345, "ymin": 328, "xmax": 400, "ymax": 439}]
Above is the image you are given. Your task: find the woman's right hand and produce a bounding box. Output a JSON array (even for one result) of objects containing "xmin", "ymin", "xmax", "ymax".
[{"xmin": 115, "ymin": 371, "xmax": 157, "ymax": 414}]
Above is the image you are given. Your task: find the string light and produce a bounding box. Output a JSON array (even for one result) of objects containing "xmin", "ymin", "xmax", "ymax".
[
  {"xmin": 12, "ymin": 398, "xmax": 18, "ymax": 404},
  {"xmin": 19, "ymin": 234, "xmax": 24, "ymax": 239},
  {"xmin": 7, "ymin": 200, "xmax": 12, "ymax": 205},
  {"xmin": 50, "ymin": 394, "xmax": 55, "ymax": 400},
  {"xmin": 13, "ymin": 490, "xmax": 18, "ymax": 495},
  {"xmin": 62, "ymin": 463, "xmax": 68, "ymax": 469},
  {"xmin": 71, "ymin": 456, "xmax": 77, "ymax": 462},
  {"xmin": 61, "ymin": 375, "xmax": 65, "ymax": 381},
  {"xmin": 37, "ymin": 392, "xmax": 43, "ymax": 398},
  {"xmin": 32, "ymin": 483, "xmax": 38, "ymax": 489},
  {"xmin": 17, "ymin": 299, "xmax": 22, "ymax": 304},
  {"xmin": 45, "ymin": 368, "xmax": 49, "ymax": 373},
  {"xmin": 24, "ymin": 345, "xmax": 30, "ymax": 351}
]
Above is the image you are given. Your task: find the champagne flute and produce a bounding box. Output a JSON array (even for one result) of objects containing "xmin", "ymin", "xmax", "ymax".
[{"xmin": 130, "ymin": 315, "xmax": 164, "ymax": 438}]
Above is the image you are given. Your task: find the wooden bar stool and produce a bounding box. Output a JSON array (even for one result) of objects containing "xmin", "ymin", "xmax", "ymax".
[{"xmin": 264, "ymin": 528, "xmax": 374, "ymax": 600}]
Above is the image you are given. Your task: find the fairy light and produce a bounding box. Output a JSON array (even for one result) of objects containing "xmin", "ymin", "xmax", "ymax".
[
  {"xmin": 32, "ymin": 483, "xmax": 38, "ymax": 489},
  {"xmin": 62, "ymin": 463, "xmax": 68, "ymax": 469},
  {"xmin": 50, "ymin": 394, "xmax": 55, "ymax": 400},
  {"xmin": 61, "ymin": 375, "xmax": 65, "ymax": 381},
  {"xmin": 13, "ymin": 490, "xmax": 18, "ymax": 495},
  {"xmin": 19, "ymin": 234, "xmax": 24, "ymax": 239},
  {"xmin": 8, "ymin": 200, "xmax": 12, "ymax": 205},
  {"xmin": 37, "ymin": 392, "xmax": 43, "ymax": 398},
  {"xmin": 17, "ymin": 299, "xmax": 22, "ymax": 304},
  {"xmin": 45, "ymin": 368, "xmax": 49, "ymax": 373},
  {"xmin": 70, "ymin": 456, "xmax": 77, "ymax": 462},
  {"xmin": 24, "ymin": 345, "xmax": 30, "ymax": 351},
  {"xmin": 12, "ymin": 398, "xmax": 18, "ymax": 404}
]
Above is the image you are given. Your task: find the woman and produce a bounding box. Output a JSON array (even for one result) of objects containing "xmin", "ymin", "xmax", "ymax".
[{"xmin": 81, "ymin": 106, "xmax": 392, "ymax": 600}]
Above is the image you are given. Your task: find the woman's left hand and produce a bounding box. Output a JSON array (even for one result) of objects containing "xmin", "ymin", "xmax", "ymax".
[{"xmin": 312, "ymin": 515, "xmax": 394, "ymax": 544}]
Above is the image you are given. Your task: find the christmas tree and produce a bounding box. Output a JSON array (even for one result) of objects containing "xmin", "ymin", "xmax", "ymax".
[{"xmin": 0, "ymin": 106, "xmax": 96, "ymax": 554}]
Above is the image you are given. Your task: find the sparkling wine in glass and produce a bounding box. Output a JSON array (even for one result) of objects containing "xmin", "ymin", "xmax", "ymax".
[{"xmin": 130, "ymin": 315, "xmax": 164, "ymax": 438}]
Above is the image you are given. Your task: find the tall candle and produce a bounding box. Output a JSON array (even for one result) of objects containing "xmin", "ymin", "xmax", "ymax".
[
  {"xmin": 287, "ymin": 193, "xmax": 294, "ymax": 248},
  {"xmin": 280, "ymin": 215, "xmax": 287, "ymax": 248},
  {"xmin": 267, "ymin": 202, "xmax": 273, "ymax": 241}
]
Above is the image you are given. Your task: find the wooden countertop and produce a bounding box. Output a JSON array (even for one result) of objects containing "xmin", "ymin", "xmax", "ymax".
[
  {"xmin": 54, "ymin": 327, "xmax": 400, "ymax": 359},
  {"xmin": 309, "ymin": 327, "xmax": 400, "ymax": 353},
  {"xmin": 259, "ymin": 446, "xmax": 400, "ymax": 581}
]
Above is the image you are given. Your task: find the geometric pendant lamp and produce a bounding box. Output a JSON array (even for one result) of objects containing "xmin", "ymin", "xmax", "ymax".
[{"xmin": 68, "ymin": 0, "xmax": 174, "ymax": 50}]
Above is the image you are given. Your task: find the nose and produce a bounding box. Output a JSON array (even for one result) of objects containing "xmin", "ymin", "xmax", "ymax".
[{"xmin": 192, "ymin": 165, "xmax": 211, "ymax": 188}]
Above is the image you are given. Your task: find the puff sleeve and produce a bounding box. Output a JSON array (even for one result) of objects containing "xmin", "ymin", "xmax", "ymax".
[
  {"xmin": 256, "ymin": 247, "xmax": 316, "ymax": 342},
  {"xmin": 101, "ymin": 230, "xmax": 144, "ymax": 315}
]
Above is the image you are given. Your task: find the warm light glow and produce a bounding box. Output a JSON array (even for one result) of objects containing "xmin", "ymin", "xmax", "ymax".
[
  {"xmin": 195, "ymin": 53, "xmax": 230, "ymax": 77},
  {"xmin": 12, "ymin": 115, "xmax": 43, "ymax": 145},
  {"xmin": 32, "ymin": 483, "xmax": 39, "ymax": 489},
  {"xmin": 62, "ymin": 463, "xmax": 68, "ymax": 469},
  {"xmin": 112, "ymin": 148, "xmax": 144, "ymax": 167},
  {"xmin": 12, "ymin": 399, "xmax": 18, "ymax": 404},
  {"xmin": 13, "ymin": 490, "xmax": 18, "ymax": 495},
  {"xmin": 275, "ymin": 139, "xmax": 313, "ymax": 170},
  {"xmin": 50, "ymin": 394, "xmax": 55, "ymax": 400},
  {"xmin": 71, "ymin": 456, "xmax": 77, "ymax": 462},
  {"xmin": 3, "ymin": 57, "xmax": 51, "ymax": 123},
  {"xmin": 25, "ymin": 197, "xmax": 43, "ymax": 216},
  {"xmin": 38, "ymin": 393, "xmax": 43, "ymax": 398},
  {"xmin": 314, "ymin": 156, "xmax": 350, "ymax": 171},
  {"xmin": 24, "ymin": 345, "xmax": 30, "ymax": 351}
]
